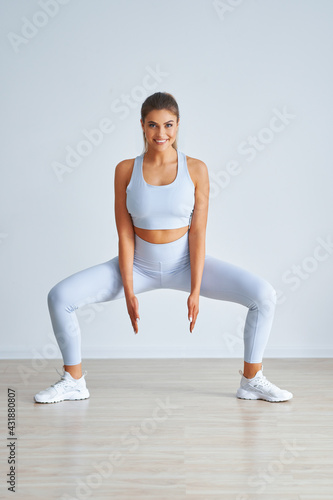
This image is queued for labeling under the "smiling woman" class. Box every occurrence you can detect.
[34,91,293,405]
[140,92,180,154]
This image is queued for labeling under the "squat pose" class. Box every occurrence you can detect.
[34,92,293,404]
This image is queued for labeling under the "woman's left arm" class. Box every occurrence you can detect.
[187,159,210,333]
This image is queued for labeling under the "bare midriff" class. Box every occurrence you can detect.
[134,225,189,244]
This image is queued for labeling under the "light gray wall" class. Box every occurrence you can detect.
[1,0,332,365]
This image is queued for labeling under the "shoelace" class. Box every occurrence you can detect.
[52,368,81,389]
[254,374,275,389]
[51,371,75,390]
[51,368,87,390]
[239,367,278,390]
[252,373,282,393]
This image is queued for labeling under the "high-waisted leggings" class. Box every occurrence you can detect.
[47,231,277,365]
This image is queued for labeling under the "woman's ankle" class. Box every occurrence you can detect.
[63,363,82,379]
[243,361,262,379]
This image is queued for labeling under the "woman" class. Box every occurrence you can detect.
[34,92,293,404]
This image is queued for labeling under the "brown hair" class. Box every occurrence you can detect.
[140,92,180,154]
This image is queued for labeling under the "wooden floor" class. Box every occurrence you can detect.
[0,358,332,499]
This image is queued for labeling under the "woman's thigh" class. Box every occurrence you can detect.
[48,256,158,309]
[163,254,276,309]
[200,255,276,309]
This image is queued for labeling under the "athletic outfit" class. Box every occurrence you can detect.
[34,149,293,403]
[126,148,195,229]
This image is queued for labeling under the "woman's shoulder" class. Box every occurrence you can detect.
[115,156,137,176]
[185,154,207,169]
[184,154,208,185]
[115,157,136,170]
[114,157,137,189]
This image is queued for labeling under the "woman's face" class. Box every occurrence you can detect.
[141,109,179,150]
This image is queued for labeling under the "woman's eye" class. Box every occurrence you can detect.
[148,123,173,128]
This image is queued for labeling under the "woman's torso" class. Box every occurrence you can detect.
[125,150,197,244]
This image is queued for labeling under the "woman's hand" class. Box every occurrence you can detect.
[187,292,199,333]
[125,293,140,334]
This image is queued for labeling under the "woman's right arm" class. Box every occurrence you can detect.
[114,160,140,333]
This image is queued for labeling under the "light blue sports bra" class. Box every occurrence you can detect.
[126,149,195,230]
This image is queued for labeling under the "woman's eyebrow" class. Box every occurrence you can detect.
[147,120,174,124]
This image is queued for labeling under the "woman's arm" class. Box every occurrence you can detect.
[187,159,210,332]
[114,160,140,333]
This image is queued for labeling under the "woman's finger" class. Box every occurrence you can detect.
[188,305,199,333]
[132,307,139,333]
[188,298,193,332]
[128,296,140,334]
[131,314,138,334]
[190,313,197,333]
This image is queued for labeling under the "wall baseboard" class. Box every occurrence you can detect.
[1,347,332,359]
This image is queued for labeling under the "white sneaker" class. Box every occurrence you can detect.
[236,365,293,402]
[34,368,90,404]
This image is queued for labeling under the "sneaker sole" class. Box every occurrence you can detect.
[236,388,293,402]
[34,389,90,404]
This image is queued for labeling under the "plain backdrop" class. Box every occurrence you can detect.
[1,0,333,363]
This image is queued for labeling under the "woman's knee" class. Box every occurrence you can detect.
[254,279,277,313]
[47,281,67,309]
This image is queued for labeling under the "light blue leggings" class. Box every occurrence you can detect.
[47,231,277,365]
